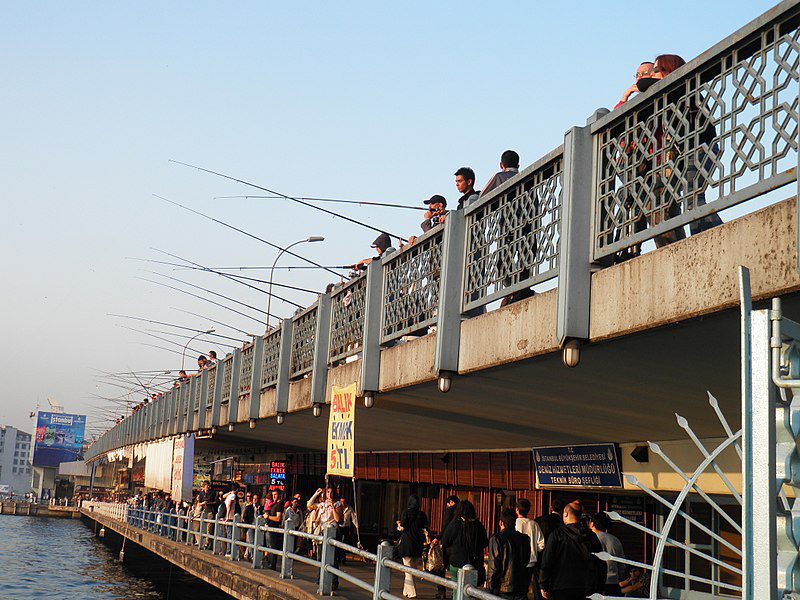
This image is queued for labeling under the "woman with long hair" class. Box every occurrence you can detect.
[396,494,428,598]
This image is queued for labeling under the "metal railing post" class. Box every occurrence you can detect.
[318,524,337,595]
[253,515,266,569]
[230,514,240,560]
[280,520,294,579]
[373,540,393,600]
[213,517,221,555]
[556,113,602,349]
[456,565,478,600]
[434,210,466,377]
[310,294,332,408]
[275,318,294,418]
[359,260,384,397]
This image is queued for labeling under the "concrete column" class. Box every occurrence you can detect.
[248,335,265,422]
[310,294,332,408]
[434,210,467,377]
[226,349,243,427]
[275,319,294,419]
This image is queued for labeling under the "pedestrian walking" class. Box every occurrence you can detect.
[487,508,531,600]
[396,494,428,598]
[441,500,489,598]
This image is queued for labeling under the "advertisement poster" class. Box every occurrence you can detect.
[533,443,623,488]
[33,412,86,468]
[326,383,356,477]
[171,435,194,502]
[269,460,286,491]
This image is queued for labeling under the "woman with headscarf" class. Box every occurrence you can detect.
[441,500,489,598]
[396,494,428,598]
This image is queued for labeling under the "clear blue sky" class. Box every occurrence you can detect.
[0,1,777,435]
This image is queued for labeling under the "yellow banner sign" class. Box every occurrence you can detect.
[327,383,357,477]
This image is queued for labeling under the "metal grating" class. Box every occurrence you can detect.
[381,229,443,343]
[260,329,281,389]
[220,356,233,403]
[290,306,318,379]
[206,365,216,408]
[238,343,254,397]
[463,154,562,311]
[192,375,201,412]
[594,13,800,259]
[329,275,367,363]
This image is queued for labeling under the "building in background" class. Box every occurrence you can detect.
[31,411,86,500]
[0,426,33,497]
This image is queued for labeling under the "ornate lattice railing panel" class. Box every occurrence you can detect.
[463,152,563,311]
[205,365,216,408]
[381,228,443,343]
[260,329,281,389]
[238,343,254,397]
[192,375,202,412]
[220,356,233,404]
[593,11,800,259]
[329,275,367,364]
[290,305,318,379]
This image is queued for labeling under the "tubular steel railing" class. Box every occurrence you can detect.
[83,501,499,600]
[381,227,444,344]
[591,2,800,260]
[290,304,318,379]
[260,328,282,389]
[328,274,367,365]
[463,147,563,311]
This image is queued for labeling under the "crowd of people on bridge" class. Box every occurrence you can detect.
[127,483,651,599]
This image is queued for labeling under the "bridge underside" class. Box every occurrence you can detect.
[197,293,800,455]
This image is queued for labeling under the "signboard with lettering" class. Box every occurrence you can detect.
[171,435,194,502]
[608,495,646,524]
[533,443,623,488]
[327,383,357,477]
[33,412,86,468]
[269,460,286,491]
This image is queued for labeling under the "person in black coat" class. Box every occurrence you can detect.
[397,494,428,598]
[535,497,565,544]
[441,500,489,594]
[487,508,531,599]
[539,504,606,600]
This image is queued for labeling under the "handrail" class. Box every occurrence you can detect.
[84,501,506,600]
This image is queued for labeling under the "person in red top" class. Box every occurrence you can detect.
[614,61,656,110]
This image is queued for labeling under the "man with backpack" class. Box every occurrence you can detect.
[538,504,606,600]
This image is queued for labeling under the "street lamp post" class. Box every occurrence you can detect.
[266,236,324,330]
[182,329,215,370]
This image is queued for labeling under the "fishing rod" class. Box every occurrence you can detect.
[137,276,266,326]
[131,341,201,359]
[152,194,346,277]
[167,161,409,242]
[141,327,238,349]
[117,324,208,356]
[141,269,281,317]
[126,257,319,294]
[181,265,356,271]
[107,313,245,343]
[216,194,426,212]
[149,248,307,307]
[168,265,326,290]
[170,307,253,337]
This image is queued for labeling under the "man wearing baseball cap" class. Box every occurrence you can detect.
[421,194,448,232]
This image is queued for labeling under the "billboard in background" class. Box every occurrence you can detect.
[326,383,356,477]
[33,412,86,468]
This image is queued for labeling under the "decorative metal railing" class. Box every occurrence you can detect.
[290,304,318,379]
[381,227,444,343]
[328,274,366,364]
[192,375,202,413]
[83,501,500,600]
[220,356,233,404]
[205,365,216,408]
[260,328,282,389]
[238,343,255,397]
[592,4,800,259]
[463,148,563,311]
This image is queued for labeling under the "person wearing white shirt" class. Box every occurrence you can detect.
[515,498,545,600]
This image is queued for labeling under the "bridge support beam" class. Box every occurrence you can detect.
[360,261,383,402]
[311,293,332,409]
[435,209,467,383]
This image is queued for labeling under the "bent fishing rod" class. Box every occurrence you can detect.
[167,160,409,243]
[107,313,245,343]
[152,194,346,277]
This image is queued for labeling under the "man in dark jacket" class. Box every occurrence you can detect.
[539,504,605,600]
[535,497,565,544]
[487,508,531,599]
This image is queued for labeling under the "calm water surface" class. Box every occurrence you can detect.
[0,516,232,599]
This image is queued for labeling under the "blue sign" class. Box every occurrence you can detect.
[33,412,86,468]
[533,443,622,488]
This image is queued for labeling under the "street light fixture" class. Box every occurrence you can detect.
[182,329,215,370]
[266,236,325,329]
